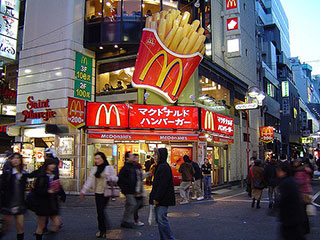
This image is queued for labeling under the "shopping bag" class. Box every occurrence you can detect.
[104,186,120,198]
[148,205,157,226]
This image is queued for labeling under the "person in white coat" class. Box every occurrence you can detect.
[80,152,118,238]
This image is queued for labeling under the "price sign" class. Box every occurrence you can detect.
[74,52,92,100]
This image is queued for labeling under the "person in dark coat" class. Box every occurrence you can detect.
[191,160,204,200]
[264,157,279,209]
[277,162,306,240]
[149,148,175,240]
[118,152,138,229]
[0,153,28,240]
[34,158,65,240]
[178,155,195,204]
[248,159,266,209]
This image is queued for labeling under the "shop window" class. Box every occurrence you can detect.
[86,0,103,22]
[103,0,121,21]
[143,0,161,17]
[123,0,141,21]
[200,76,230,106]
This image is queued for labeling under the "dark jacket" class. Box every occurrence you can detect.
[192,161,203,180]
[201,163,212,175]
[264,161,279,187]
[149,148,175,206]
[118,162,137,195]
[250,165,266,190]
[34,173,65,216]
[179,162,195,181]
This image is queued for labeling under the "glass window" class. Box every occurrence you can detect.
[86,0,103,22]
[203,0,211,57]
[200,76,230,106]
[103,0,121,21]
[123,0,141,21]
[143,0,161,17]
[162,0,178,11]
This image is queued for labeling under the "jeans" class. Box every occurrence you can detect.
[203,176,212,198]
[155,206,175,240]
[192,179,202,198]
[122,194,137,223]
[95,193,110,233]
[134,196,143,222]
[179,181,191,201]
[268,186,276,204]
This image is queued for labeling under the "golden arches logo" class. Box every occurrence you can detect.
[69,100,83,116]
[261,127,273,135]
[81,56,88,65]
[227,0,237,8]
[139,50,183,97]
[204,111,214,131]
[95,104,121,126]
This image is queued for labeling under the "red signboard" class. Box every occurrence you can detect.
[67,97,85,129]
[226,0,238,10]
[227,17,239,31]
[132,29,202,103]
[87,103,128,128]
[171,147,193,186]
[201,109,234,136]
[260,126,274,143]
[129,104,199,130]
[0,125,7,133]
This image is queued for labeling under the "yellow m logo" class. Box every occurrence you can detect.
[139,50,183,97]
[81,56,88,65]
[227,0,237,8]
[204,111,214,131]
[95,104,121,126]
[69,100,82,116]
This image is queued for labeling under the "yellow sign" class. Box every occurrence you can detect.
[204,110,214,131]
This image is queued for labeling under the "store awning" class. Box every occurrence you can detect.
[88,129,199,141]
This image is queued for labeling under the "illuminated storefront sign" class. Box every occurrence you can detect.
[0,125,7,133]
[67,97,85,129]
[259,126,274,143]
[201,109,234,136]
[226,0,238,10]
[20,96,56,122]
[301,137,313,144]
[235,103,258,110]
[129,104,199,130]
[74,52,92,101]
[282,81,289,97]
[226,17,239,31]
[87,102,128,128]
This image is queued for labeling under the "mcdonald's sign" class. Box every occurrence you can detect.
[201,109,234,136]
[259,126,274,143]
[226,0,238,10]
[74,52,92,100]
[87,103,128,128]
[67,97,85,129]
[132,29,203,103]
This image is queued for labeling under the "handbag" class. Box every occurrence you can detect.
[253,178,266,189]
[104,185,120,198]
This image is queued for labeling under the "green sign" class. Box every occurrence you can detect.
[74,52,92,100]
[282,81,289,97]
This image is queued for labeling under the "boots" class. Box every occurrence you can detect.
[17,233,24,240]
[251,198,255,208]
[256,200,261,209]
[35,234,42,240]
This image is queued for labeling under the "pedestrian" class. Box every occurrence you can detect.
[178,155,195,204]
[201,158,212,200]
[264,157,279,209]
[80,152,118,238]
[293,158,312,235]
[249,159,266,209]
[246,157,255,197]
[145,156,154,186]
[0,153,28,240]
[44,148,60,177]
[191,160,204,201]
[33,158,65,240]
[149,148,175,240]
[132,153,146,227]
[118,152,138,228]
[276,162,306,240]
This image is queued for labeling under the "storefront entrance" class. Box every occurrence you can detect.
[207,145,229,185]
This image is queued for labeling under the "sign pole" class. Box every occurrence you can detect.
[239,111,244,188]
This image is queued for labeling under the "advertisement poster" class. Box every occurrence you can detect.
[67,97,86,128]
[59,158,74,178]
[74,52,92,101]
[58,136,74,155]
[170,147,193,186]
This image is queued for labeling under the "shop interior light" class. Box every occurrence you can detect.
[24,69,32,74]
[114,44,119,48]
[106,2,111,7]
[24,128,55,138]
[99,46,103,50]
[142,4,145,8]
[199,95,209,100]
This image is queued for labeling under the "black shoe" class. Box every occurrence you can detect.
[256,200,261,209]
[251,199,255,208]
[121,222,134,229]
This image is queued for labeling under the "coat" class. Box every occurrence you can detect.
[264,162,279,187]
[118,162,137,195]
[192,162,203,180]
[179,162,195,182]
[250,165,266,190]
[294,166,312,195]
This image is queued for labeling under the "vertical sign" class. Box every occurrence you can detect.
[226,0,238,10]
[67,97,86,128]
[74,52,92,101]
[282,81,289,97]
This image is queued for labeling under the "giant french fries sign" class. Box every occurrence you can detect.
[132,11,205,103]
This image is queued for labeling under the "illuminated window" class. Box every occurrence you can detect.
[200,76,230,106]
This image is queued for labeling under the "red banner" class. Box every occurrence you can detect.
[201,109,234,136]
[129,104,198,130]
[132,29,202,103]
[87,103,128,128]
[67,97,85,128]
[260,126,274,143]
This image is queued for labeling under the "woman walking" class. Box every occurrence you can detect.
[249,159,266,209]
[80,152,118,238]
[0,153,28,240]
[34,158,65,240]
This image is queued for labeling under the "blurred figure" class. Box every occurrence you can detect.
[102,83,111,92]
[293,158,312,235]
[112,81,124,90]
[118,152,137,229]
[34,158,65,240]
[80,152,118,238]
[277,162,306,240]
[201,158,212,200]
[246,157,256,197]
[149,148,175,240]
[191,160,204,201]
[144,156,154,186]
[249,159,266,209]
[0,153,28,240]
[178,155,195,204]
[44,148,59,178]
[264,157,279,209]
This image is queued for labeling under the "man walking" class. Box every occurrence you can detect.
[150,148,176,240]
[118,152,137,228]
[201,158,212,199]
[178,155,195,204]
[264,157,279,209]
[191,160,204,201]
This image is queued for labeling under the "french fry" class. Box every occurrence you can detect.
[153,12,160,24]
[150,21,157,30]
[181,24,191,38]
[165,13,174,36]
[176,37,188,54]
[146,16,152,28]
[168,27,183,52]
[187,20,200,38]
[164,25,178,47]
[190,35,206,54]
[160,11,167,19]
[183,32,199,54]
[180,11,190,27]
[200,45,206,55]
[197,27,204,35]
[158,18,167,42]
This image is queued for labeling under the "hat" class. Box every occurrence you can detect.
[44,148,57,158]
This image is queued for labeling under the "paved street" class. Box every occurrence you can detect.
[3,182,320,240]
